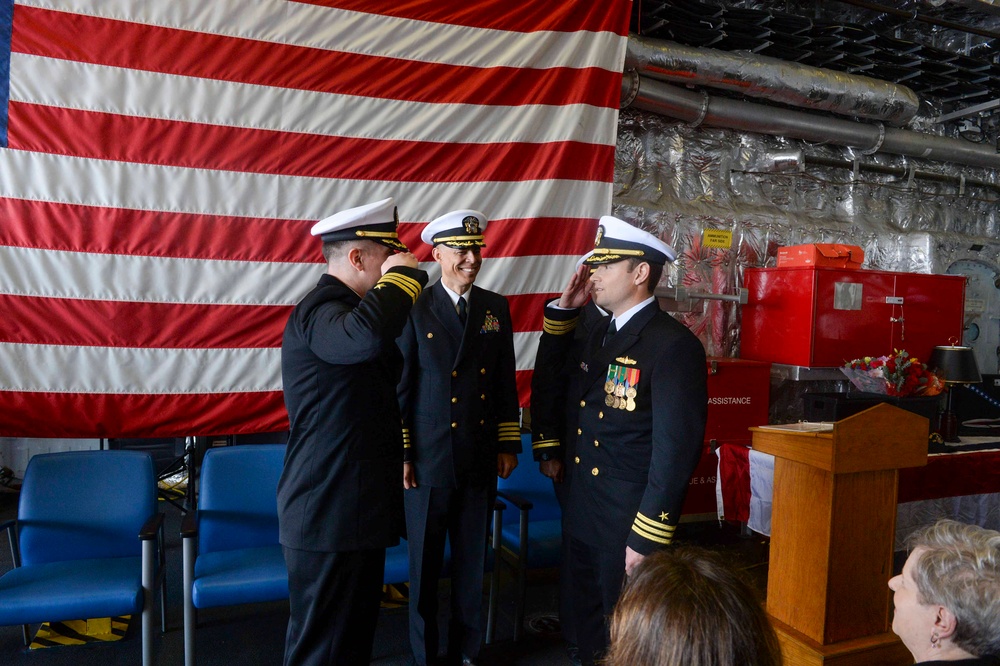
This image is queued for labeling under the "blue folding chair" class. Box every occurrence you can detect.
[0,450,165,666]
[181,444,287,666]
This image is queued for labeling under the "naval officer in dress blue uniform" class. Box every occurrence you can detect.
[397,210,521,666]
[531,216,708,666]
[278,198,428,666]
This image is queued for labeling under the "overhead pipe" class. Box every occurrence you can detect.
[621,71,1000,171]
[626,35,921,125]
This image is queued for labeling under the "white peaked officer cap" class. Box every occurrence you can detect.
[420,209,488,249]
[582,215,676,266]
[310,197,408,252]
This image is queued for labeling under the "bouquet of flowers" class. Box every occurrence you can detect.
[842,350,945,397]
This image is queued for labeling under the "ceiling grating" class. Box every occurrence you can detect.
[631,0,1000,109]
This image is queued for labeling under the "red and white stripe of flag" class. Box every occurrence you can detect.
[0,0,630,437]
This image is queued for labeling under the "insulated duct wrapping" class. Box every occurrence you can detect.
[612,108,1000,374]
[625,36,921,124]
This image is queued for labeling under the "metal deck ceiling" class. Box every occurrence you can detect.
[631,1,1000,109]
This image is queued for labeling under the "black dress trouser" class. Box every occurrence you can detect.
[282,545,387,666]
[405,484,490,666]
[567,535,627,666]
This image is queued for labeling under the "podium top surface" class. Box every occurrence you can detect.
[750,403,928,474]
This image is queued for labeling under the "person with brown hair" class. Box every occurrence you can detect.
[606,546,783,666]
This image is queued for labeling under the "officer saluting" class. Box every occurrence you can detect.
[531,215,708,666]
[278,198,427,666]
[397,209,521,666]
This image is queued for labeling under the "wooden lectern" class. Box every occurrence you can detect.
[751,403,928,666]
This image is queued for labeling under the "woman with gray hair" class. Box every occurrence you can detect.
[889,519,1000,665]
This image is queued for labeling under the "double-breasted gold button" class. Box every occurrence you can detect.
[598,411,604,419]
[451,422,458,429]
[451,397,458,403]
[591,467,599,476]
[427,333,433,339]
[452,371,458,377]
[577,428,582,435]
[580,400,586,407]
[594,440,599,447]
[480,394,486,400]
[574,456,580,464]
[480,368,486,375]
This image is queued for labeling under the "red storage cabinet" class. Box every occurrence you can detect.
[682,358,771,517]
[740,266,965,367]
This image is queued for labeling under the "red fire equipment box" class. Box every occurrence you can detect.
[682,358,771,517]
[777,243,864,269]
[740,267,965,368]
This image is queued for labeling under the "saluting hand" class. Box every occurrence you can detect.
[557,264,592,309]
[382,251,419,274]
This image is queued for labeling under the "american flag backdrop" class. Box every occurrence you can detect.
[0,0,631,438]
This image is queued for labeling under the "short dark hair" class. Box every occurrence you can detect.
[624,257,664,294]
[607,547,783,666]
[321,238,384,264]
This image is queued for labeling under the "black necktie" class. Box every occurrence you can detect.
[457,296,467,325]
[604,319,617,345]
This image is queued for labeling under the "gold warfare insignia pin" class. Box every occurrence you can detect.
[462,215,481,235]
[615,356,637,365]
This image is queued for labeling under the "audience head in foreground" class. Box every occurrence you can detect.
[606,546,782,666]
[889,519,1000,664]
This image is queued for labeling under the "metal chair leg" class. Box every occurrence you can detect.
[513,512,529,641]
[486,503,503,644]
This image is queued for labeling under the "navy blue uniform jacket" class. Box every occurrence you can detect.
[278,267,427,552]
[397,282,521,488]
[531,299,707,555]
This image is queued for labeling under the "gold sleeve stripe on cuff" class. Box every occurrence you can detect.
[631,522,675,545]
[382,272,423,294]
[377,273,421,302]
[542,317,578,335]
[532,440,560,449]
[376,276,418,303]
[635,512,678,535]
[377,273,419,294]
[403,442,412,449]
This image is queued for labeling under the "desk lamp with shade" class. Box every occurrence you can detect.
[928,345,983,442]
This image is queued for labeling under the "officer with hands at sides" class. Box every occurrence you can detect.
[397,209,521,666]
